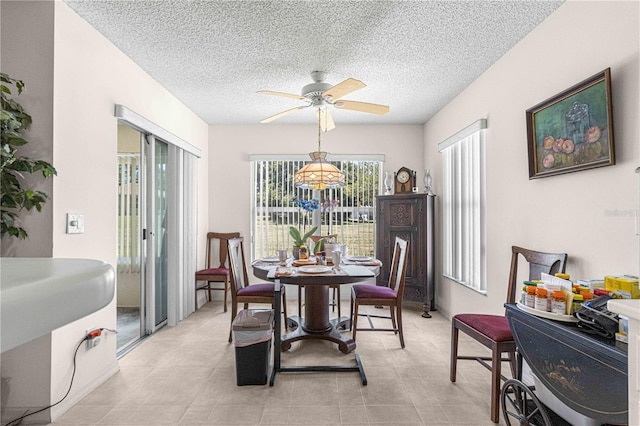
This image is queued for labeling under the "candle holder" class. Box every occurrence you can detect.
[424,169,433,194]
[384,171,393,195]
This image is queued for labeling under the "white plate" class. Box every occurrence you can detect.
[516,302,578,323]
[260,256,280,263]
[298,266,332,274]
[346,255,372,261]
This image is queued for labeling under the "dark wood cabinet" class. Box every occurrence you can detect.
[375,193,435,316]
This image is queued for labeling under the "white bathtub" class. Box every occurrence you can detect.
[1,258,115,352]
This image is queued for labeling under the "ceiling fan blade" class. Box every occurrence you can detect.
[257,90,310,102]
[334,100,390,115]
[319,108,336,132]
[260,105,309,123]
[322,78,366,101]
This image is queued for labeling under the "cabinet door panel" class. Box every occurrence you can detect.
[376,194,435,313]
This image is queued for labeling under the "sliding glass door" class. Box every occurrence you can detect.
[146,135,169,332]
[115,104,201,354]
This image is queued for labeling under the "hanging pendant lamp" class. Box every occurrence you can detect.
[294,109,345,190]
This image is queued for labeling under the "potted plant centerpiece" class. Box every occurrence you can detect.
[289,225,317,260]
[290,196,320,259]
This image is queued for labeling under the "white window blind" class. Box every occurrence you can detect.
[250,157,383,260]
[117,153,141,273]
[439,119,487,292]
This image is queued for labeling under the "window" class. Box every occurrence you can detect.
[117,153,141,273]
[439,119,487,292]
[249,155,383,260]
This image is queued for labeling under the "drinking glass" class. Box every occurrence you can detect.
[277,249,288,266]
[332,250,341,267]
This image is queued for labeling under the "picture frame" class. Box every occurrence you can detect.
[526,68,615,179]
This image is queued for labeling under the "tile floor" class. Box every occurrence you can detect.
[51,297,508,425]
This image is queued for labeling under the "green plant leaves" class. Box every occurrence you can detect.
[289,225,318,246]
[0,72,56,239]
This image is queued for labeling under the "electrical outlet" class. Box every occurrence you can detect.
[86,328,101,350]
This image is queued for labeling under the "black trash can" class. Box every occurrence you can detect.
[232,309,274,385]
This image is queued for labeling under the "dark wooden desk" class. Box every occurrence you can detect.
[252,264,376,354]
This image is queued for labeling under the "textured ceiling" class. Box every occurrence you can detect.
[62,0,563,126]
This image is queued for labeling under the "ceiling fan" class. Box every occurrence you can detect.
[257,71,390,131]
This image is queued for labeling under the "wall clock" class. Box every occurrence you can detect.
[394,167,415,194]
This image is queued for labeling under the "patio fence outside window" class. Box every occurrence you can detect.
[250,155,384,260]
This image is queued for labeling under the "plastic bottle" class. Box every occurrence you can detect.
[521,281,535,304]
[551,291,566,315]
[581,291,594,303]
[535,287,549,311]
[571,294,584,314]
[525,285,537,308]
[299,244,308,261]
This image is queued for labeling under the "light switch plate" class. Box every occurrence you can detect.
[66,213,85,234]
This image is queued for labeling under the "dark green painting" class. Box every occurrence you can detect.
[526,69,615,179]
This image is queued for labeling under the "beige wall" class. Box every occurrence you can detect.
[208,123,425,250]
[424,0,640,319]
[0,0,55,257]
[1,1,210,420]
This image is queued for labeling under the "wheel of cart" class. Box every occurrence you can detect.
[501,378,550,426]
[501,378,573,426]
[503,303,628,426]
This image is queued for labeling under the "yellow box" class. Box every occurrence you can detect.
[605,275,640,299]
[615,332,628,344]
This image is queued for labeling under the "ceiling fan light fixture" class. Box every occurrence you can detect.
[294,152,345,190]
[294,110,345,190]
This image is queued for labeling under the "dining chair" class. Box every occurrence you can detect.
[450,245,567,423]
[227,237,287,343]
[195,232,240,311]
[350,237,409,348]
[299,234,341,317]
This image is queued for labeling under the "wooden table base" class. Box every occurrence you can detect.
[271,282,367,386]
[280,284,355,354]
[282,315,355,354]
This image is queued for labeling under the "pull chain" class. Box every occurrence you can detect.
[317,109,322,152]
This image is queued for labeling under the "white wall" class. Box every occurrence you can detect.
[208,123,425,252]
[424,0,640,319]
[1,1,210,421]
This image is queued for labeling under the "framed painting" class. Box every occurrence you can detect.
[526,68,615,179]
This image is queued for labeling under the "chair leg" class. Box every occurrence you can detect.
[222,278,228,313]
[509,350,517,379]
[349,293,354,331]
[282,291,288,327]
[336,286,341,318]
[298,286,303,317]
[490,347,501,423]
[450,323,459,382]
[331,287,336,313]
[396,305,405,349]
[228,301,237,343]
[352,301,359,342]
[390,306,398,334]
[206,282,212,302]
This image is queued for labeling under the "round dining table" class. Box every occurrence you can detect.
[252,262,379,354]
